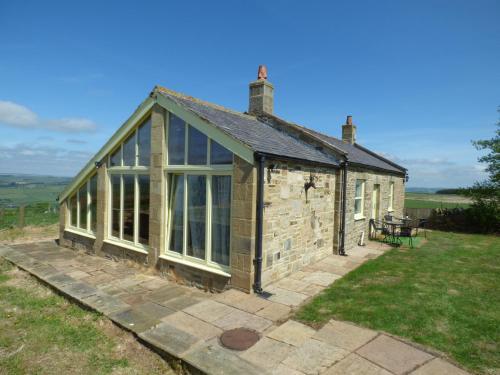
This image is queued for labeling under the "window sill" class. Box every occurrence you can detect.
[354,215,366,221]
[65,227,96,239]
[103,238,149,255]
[159,254,231,278]
[388,209,394,213]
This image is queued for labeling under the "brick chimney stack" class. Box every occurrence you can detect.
[249,65,274,115]
[342,115,356,144]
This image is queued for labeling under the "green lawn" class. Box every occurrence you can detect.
[0,259,175,375]
[405,192,471,209]
[0,202,59,230]
[296,231,500,374]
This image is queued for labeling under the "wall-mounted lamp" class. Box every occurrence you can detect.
[95,160,104,169]
[304,174,317,202]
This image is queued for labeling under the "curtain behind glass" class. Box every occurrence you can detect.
[187,175,206,259]
[138,175,149,245]
[168,175,184,253]
[211,176,231,266]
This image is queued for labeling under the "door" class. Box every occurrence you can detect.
[372,184,380,220]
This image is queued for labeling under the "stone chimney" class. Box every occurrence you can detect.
[342,115,356,144]
[249,65,274,115]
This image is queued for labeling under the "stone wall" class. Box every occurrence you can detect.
[261,160,336,286]
[343,167,405,251]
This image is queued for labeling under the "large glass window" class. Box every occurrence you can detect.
[354,179,365,219]
[122,175,135,241]
[388,182,395,212]
[188,126,207,165]
[187,175,206,259]
[211,140,233,165]
[168,175,184,254]
[89,175,98,232]
[168,114,185,165]
[138,118,151,166]
[110,147,121,167]
[111,175,121,238]
[70,194,77,227]
[67,175,98,234]
[138,175,150,245]
[211,176,231,266]
[167,173,231,269]
[122,133,136,166]
[109,173,149,247]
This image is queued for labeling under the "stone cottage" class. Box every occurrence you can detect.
[58,66,407,293]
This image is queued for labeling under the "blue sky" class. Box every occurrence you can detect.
[0,0,498,188]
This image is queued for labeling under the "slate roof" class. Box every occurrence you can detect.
[157,87,406,174]
[300,127,406,174]
[157,88,340,166]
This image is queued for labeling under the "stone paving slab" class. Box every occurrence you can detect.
[314,320,378,351]
[267,320,316,347]
[409,358,470,375]
[323,353,392,375]
[183,339,266,375]
[1,240,470,375]
[282,338,349,374]
[139,321,202,358]
[240,337,294,371]
[357,334,434,375]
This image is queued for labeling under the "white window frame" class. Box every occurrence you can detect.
[106,117,151,253]
[354,179,365,220]
[67,174,97,238]
[162,111,233,275]
[106,171,149,253]
[388,182,395,212]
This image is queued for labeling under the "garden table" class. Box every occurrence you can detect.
[383,219,405,245]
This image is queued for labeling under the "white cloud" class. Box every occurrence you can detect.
[0,100,97,133]
[0,101,38,127]
[0,143,94,176]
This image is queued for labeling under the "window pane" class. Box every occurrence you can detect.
[70,194,77,227]
[168,114,185,164]
[123,132,136,166]
[78,184,87,229]
[90,175,98,232]
[211,176,231,266]
[355,180,363,198]
[187,175,206,259]
[110,147,121,167]
[168,175,184,253]
[355,198,362,214]
[211,140,233,165]
[111,175,121,237]
[188,126,207,165]
[123,175,135,242]
[138,118,151,166]
[138,175,149,245]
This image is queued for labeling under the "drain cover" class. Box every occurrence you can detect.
[220,328,260,351]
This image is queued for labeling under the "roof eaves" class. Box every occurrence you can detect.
[353,143,407,173]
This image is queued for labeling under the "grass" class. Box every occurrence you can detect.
[0,258,175,375]
[0,202,59,230]
[405,192,471,209]
[295,231,500,374]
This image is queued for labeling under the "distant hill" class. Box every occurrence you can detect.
[405,187,444,194]
[0,174,71,207]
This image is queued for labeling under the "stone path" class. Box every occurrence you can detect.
[0,241,469,375]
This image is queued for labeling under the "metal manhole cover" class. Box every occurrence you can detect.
[220,328,260,351]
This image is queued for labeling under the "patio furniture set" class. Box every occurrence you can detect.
[369,215,427,248]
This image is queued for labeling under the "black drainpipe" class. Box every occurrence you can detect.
[339,157,348,256]
[253,153,265,294]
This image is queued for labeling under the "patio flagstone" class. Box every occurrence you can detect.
[313,320,378,351]
[323,353,392,375]
[356,334,434,375]
[0,240,470,375]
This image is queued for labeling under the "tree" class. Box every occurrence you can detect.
[460,108,499,233]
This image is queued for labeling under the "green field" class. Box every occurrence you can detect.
[296,231,500,374]
[405,192,471,209]
[0,203,59,230]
